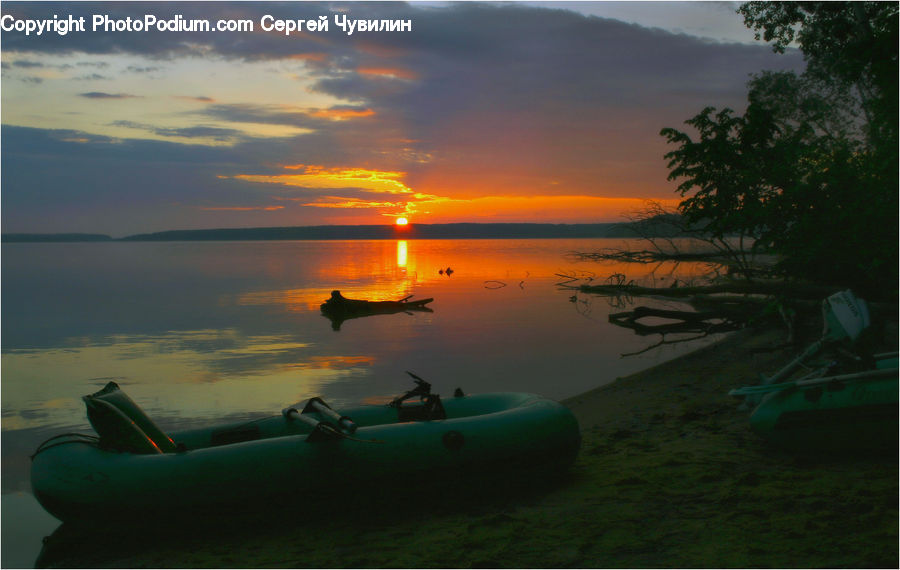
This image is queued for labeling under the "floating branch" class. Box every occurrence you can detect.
[569,248,725,264]
[555,273,582,286]
[484,280,507,289]
[620,332,715,357]
[608,305,748,337]
[579,280,838,300]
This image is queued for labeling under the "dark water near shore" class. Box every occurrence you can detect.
[1,238,723,567]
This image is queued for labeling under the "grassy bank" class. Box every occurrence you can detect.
[38,327,897,568]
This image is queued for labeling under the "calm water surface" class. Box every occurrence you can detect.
[1,238,722,567]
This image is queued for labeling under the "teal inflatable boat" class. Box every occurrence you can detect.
[31,377,580,522]
[730,290,898,452]
[740,364,898,451]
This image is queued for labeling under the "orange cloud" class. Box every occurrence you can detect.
[286,53,328,62]
[294,191,680,224]
[232,165,413,194]
[301,355,375,369]
[310,108,376,120]
[403,195,682,223]
[357,66,417,80]
[225,164,676,223]
[355,39,409,58]
[301,197,404,209]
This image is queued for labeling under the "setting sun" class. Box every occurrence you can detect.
[395,217,409,226]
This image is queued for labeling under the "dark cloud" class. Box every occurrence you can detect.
[200,103,317,127]
[12,60,45,68]
[79,91,141,99]
[195,103,376,133]
[110,120,246,142]
[74,73,111,81]
[175,95,215,103]
[0,125,275,234]
[126,65,163,73]
[2,125,249,166]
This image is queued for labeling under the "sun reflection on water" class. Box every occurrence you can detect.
[397,240,408,268]
[232,238,720,315]
[235,240,426,310]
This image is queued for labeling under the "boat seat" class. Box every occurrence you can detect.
[83,382,177,454]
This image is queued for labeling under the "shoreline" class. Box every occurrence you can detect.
[36,326,898,568]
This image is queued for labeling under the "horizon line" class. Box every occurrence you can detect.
[3,221,635,243]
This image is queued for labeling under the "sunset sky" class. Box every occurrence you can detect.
[1,1,804,236]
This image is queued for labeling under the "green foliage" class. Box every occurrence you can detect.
[660,2,898,299]
[740,1,898,169]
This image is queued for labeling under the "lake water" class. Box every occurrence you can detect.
[1,238,723,567]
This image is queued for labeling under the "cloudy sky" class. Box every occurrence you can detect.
[1,1,804,236]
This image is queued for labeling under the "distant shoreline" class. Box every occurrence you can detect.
[2,222,639,243]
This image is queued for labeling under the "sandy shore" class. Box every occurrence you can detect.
[38,326,898,568]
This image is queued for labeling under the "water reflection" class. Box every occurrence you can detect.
[397,239,408,267]
[3,239,723,433]
[1,330,372,432]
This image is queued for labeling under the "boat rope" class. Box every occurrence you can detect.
[31,433,100,459]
